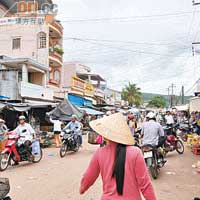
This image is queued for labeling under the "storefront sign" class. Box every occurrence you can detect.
[72,77,85,94]
[84,82,94,96]
[0,17,45,26]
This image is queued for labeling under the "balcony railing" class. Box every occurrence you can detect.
[94,88,104,98]
[20,81,54,100]
[49,20,63,38]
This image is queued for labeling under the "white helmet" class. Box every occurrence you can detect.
[19,115,26,120]
[146,112,156,119]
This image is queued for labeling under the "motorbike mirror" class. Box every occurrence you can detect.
[22,129,27,133]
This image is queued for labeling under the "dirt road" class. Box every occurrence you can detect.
[1,136,200,200]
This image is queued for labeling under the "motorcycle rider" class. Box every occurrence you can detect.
[14,116,35,161]
[142,112,165,147]
[64,115,83,147]
[141,112,166,165]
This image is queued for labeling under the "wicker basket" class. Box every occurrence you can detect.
[88,131,99,145]
[0,178,10,199]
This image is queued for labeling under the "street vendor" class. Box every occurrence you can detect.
[0,119,8,153]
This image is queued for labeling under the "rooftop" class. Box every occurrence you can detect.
[77,72,105,82]
[0,56,50,71]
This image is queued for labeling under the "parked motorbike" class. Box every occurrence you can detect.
[0,131,43,171]
[134,128,141,148]
[0,178,11,200]
[60,129,80,158]
[178,122,197,142]
[163,125,184,155]
[142,145,165,179]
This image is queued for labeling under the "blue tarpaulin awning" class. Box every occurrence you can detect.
[79,107,104,115]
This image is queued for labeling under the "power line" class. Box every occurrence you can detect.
[66,38,188,57]
[60,11,199,23]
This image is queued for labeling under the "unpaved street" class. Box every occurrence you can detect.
[1,136,200,200]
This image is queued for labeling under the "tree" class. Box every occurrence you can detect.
[148,96,166,108]
[121,82,142,107]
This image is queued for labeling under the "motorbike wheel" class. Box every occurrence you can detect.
[0,153,10,171]
[32,148,43,163]
[149,161,159,179]
[60,143,67,158]
[180,132,187,142]
[146,157,158,179]
[73,143,80,152]
[175,140,184,154]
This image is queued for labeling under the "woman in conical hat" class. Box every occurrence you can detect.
[80,113,156,200]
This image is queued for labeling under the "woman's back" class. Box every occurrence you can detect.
[81,142,156,200]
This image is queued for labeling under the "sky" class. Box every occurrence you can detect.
[54,0,200,95]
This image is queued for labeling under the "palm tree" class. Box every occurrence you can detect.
[122,82,142,107]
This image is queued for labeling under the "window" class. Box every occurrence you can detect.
[38,32,46,49]
[54,70,60,82]
[12,38,21,50]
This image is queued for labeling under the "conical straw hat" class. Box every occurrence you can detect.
[90,113,135,145]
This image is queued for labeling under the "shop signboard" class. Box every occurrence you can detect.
[84,82,94,96]
[71,77,84,95]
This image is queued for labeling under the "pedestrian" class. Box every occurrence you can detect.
[80,113,157,200]
[127,114,136,135]
[0,119,8,153]
[165,111,174,126]
[50,117,62,148]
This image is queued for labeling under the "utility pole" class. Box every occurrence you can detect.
[181,86,185,105]
[166,87,170,108]
[169,83,176,107]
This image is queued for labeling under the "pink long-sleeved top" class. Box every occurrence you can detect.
[80,142,157,200]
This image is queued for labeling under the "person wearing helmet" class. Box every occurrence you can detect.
[0,119,8,153]
[64,115,83,146]
[14,116,35,160]
[141,112,165,147]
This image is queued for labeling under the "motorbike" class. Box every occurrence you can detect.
[163,125,184,155]
[134,128,141,148]
[60,129,80,158]
[0,131,43,171]
[0,178,11,200]
[142,144,165,179]
[178,122,197,142]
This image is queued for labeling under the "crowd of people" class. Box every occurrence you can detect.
[0,109,200,200]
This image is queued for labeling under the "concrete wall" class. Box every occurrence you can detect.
[62,63,77,88]
[0,24,49,66]
[0,70,19,99]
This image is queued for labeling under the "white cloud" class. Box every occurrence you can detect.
[54,0,200,94]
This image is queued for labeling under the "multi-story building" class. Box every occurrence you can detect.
[0,0,64,102]
[63,62,106,106]
[105,88,122,106]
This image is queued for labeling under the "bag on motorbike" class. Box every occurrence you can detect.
[88,131,98,145]
[0,178,10,199]
[95,135,103,144]
[31,141,40,155]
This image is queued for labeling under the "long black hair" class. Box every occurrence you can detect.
[112,144,127,195]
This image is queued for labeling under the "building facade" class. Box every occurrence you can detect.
[63,63,106,105]
[105,88,122,106]
[0,0,64,101]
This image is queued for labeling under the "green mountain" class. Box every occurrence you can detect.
[142,92,192,106]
